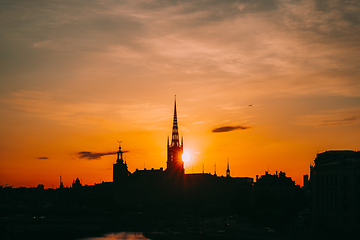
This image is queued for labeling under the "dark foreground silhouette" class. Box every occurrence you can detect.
[1,170,306,240]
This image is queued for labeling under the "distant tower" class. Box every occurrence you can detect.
[113,141,130,184]
[166,96,184,176]
[226,159,230,177]
[214,163,217,176]
[59,175,64,189]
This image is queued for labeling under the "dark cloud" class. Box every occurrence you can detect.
[160,0,280,22]
[38,157,48,159]
[77,150,129,160]
[138,0,279,13]
[77,151,116,160]
[212,125,251,133]
[319,116,357,126]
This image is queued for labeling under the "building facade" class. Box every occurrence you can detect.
[310,150,360,237]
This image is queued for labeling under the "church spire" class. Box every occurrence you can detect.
[226,158,230,177]
[113,141,130,184]
[166,96,184,176]
[171,95,180,147]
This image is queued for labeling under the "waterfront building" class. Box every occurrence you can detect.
[310,150,360,237]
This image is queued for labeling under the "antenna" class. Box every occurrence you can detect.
[118,141,122,147]
[202,163,204,174]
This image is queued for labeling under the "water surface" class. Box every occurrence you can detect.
[79,232,150,240]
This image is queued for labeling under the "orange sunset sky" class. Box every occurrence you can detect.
[1,0,360,188]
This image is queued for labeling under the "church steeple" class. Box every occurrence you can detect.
[226,158,230,177]
[113,141,130,184]
[166,96,184,176]
[171,96,180,147]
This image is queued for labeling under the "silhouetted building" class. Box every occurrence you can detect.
[113,143,130,184]
[254,171,298,198]
[112,98,254,210]
[72,177,82,189]
[303,174,309,190]
[253,171,303,227]
[310,150,360,237]
[166,97,184,177]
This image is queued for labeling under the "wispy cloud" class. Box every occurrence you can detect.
[319,117,357,126]
[193,121,206,125]
[0,90,172,130]
[33,40,53,48]
[1,0,359,98]
[212,125,251,133]
[297,107,360,127]
[0,90,113,128]
[38,157,48,160]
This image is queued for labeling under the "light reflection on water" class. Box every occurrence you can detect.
[79,232,150,240]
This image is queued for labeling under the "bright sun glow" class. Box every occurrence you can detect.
[182,150,191,164]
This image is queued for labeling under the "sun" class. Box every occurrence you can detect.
[182,150,191,164]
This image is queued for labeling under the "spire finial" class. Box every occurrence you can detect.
[171,96,179,147]
[117,141,124,164]
[174,95,176,114]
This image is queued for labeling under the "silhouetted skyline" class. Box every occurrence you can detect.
[1,101,359,238]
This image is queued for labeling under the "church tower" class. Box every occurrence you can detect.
[113,142,130,184]
[166,97,184,176]
[226,159,230,177]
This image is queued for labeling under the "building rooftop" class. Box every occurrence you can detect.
[315,150,360,165]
